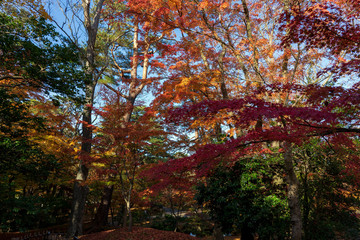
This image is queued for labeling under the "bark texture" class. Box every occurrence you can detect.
[68,182,89,237]
[92,185,114,228]
[67,0,105,237]
[283,142,303,240]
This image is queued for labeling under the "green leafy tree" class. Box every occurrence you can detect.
[196,157,290,240]
[0,89,73,232]
[0,10,84,232]
[0,12,84,100]
[295,140,360,240]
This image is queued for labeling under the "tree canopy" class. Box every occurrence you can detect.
[0,0,359,239]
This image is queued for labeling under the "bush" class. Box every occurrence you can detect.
[196,159,290,239]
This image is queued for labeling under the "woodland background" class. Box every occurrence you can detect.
[0,0,359,239]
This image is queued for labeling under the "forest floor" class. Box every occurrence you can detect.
[79,227,241,240]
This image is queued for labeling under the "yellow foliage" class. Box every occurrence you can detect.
[92,162,106,168]
[2,0,51,19]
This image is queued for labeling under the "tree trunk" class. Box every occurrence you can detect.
[283,142,303,240]
[67,0,105,236]
[68,181,89,237]
[122,205,128,228]
[92,185,114,228]
[68,83,94,237]
[213,223,224,240]
[124,199,133,231]
[121,199,133,231]
[128,207,133,232]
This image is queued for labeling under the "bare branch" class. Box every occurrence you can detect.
[0,75,24,81]
[103,83,129,100]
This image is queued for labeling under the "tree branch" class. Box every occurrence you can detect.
[103,83,129,100]
[0,75,24,81]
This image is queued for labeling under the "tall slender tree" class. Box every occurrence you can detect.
[66,0,106,237]
[48,0,108,236]
[89,0,175,229]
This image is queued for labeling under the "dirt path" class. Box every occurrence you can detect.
[79,227,242,240]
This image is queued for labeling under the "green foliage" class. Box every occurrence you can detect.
[150,214,212,237]
[0,12,85,101]
[196,158,290,239]
[0,8,84,232]
[177,214,213,237]
[0,79,73,233]
[0,193,71,232]
[0,129,71,231]
[0,143,72,232]
[295,141,360,240]
[151,215,178,232]
[0,88,46,172]
[304,210,359,240]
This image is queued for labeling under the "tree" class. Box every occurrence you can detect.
[281,0,360,82]
[47,0,109,236]
[0,93,78,232]
[2,0,105,235]
[294,139,360,239]
[278,2,360,237]
[2,0,358,238]
[138,0,360,239]
[142,80,356,239]
[0,9,84,232]
[0,11,84,99]
[86,0,175,230]
[138,1,324,238]
[196,159,289,239]
[93,97,165,231]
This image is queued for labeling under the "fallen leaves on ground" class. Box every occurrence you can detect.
[79,227,199,240]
